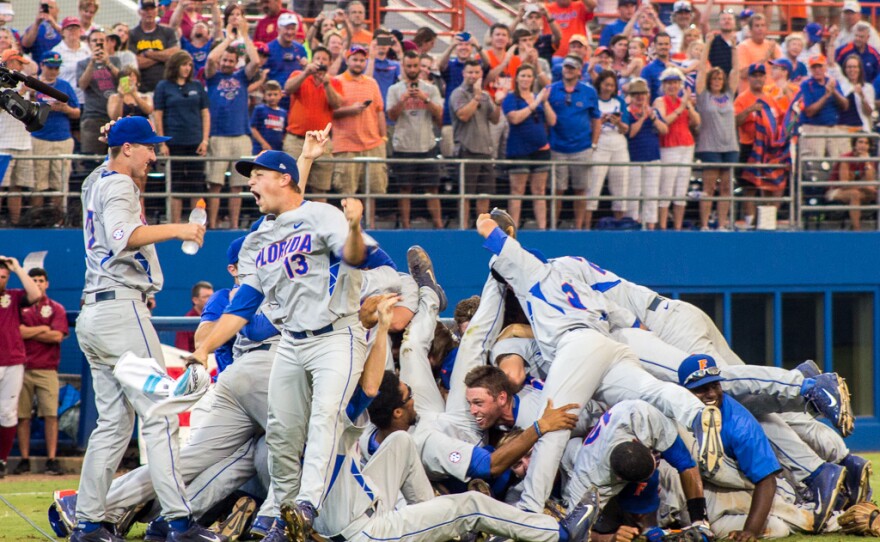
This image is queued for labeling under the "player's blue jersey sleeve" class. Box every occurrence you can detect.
[240,313,280,342]
[439,347,458,390]
[660,435,697,472]
[223,284,264,320]
[467,445,493,480]
[346,385,374,421]
[483,227,508,256]
[723,396,782,483]
[201,288,232,323]
[360,246,397,271]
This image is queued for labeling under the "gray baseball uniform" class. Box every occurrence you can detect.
[235,202,373,510]
[76,163,191,523]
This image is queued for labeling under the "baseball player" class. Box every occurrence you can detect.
[72,116,216,542]
[188,129,374,542]
[475,213,724,514]
[564,400,714,542]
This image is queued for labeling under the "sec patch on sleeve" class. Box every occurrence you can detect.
[448,451,462,463]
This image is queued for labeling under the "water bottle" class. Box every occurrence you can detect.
[181,199,207,255]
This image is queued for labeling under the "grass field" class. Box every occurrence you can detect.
[2,456,880,541]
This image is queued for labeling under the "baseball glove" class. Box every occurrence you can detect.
[839,501,880,536]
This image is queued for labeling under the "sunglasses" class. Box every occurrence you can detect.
[683,366,722,386]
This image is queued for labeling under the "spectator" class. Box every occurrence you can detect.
[165,0,215,41]
[307,10,350,53]
[588,70,631,228]
[323,30,349,75]
[833,1,880,52]
[511,28,552,87]
[0,50,35,227]
[781,33,808,81]
[547,55,599,230]
[410,27,437,56]
[106,32,136,71]
[624,3,663,44]
[450,59,501,222]
[735,9,753,43]
[254,0,302,45]
[0,3,19,46]
[736,14,782,93]
[51,17,90,105]
[284,46,343,200]
[438,34,488,158]
[107,66,153,120]
[625,77,667,230]
[250,80,287,154]
[766,58,800,111]
[174,281,213,353]
[129,0,181,93]
[486,23,518,95]
[0,28,19,58]
[511,3,560,62]
[734,63,782,228]
[501,63,556,230]
[544,0,595,59]
[21,0,61,66]
[110,23,137,70]
[331,45,388,227]
[654,67,699,230]
[827,135,877,230]
[695,36,738,231]
[831,54,875,150]
[264,13,308,110]
[366,30,402,109]
[835,22,880,83]
[642,32,673,99]
[13,267,68,476]
[154,50,210,223]
[77,29,121,157]
[600,0,637,47]
[204,25,260,230]
[77,0,100,37]
[0,256,41,478]
[556,33,592,83]
[800,54,849,160]
[30,52,79,216]
[705,8,738,76]
[387,51,444,228]
[665,0,694,53]
[178,18,221,77]
[346,1,373,47]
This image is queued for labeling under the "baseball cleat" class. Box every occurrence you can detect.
[281,501,317,542]
[489,208,517,238]
[805,462,846,532]
[52,490,78,534]
[116,502,147,538]
[692,406,724,476]
[249,515,276,539]
[795,359,821,379]
[144,517,169,542]
[214,496,257,542]
[407,245,448,312]
[841,454,873,507]
[260,521,287,542]
[48,503,70,537]
[168,523,229,542]
[803,373,854,436]
[69,526,124,542]
[559,487,599,542]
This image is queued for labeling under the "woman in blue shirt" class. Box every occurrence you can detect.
[154,51,210,224]
[501,64,556,230]
[588,70,631,228]
[625,78,667,230]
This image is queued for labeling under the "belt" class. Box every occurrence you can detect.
[647,295,666,312]
[84,289,148,305]
[329,507,374,542]
[250,343,272,352]
[286,314,360,340]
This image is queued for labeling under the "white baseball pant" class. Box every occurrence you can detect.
[0,364,24,426]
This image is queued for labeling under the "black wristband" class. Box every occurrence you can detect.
[687,497,708,522]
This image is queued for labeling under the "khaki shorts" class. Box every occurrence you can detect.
[18,369,59,419]
[0,148,35,189]
[332,145,389,195]
[283,133,334,192]
[32,138,74,191]
[208,135,253,187]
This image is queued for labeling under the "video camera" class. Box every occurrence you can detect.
[0,63,71,132]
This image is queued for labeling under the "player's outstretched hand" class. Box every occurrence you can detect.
[538,399,579,434]
[612,526,639,542]
[728,530,757,542]
[177,223,206,246]
[184,348,209,369]
[476,213,499,238]
[376,293,399,330]
[341,198,364,228]
[301,123,332,160]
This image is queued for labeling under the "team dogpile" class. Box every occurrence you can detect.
[48,118,876,542]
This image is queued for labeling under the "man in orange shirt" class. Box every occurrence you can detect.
[544,0,596,58]
[736,14,782,93]
[332,45,387,227]
[347,1,373,47]
[284,46,344,200]
[734,63,782,227]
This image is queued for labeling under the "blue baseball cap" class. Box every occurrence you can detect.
[106,116,171,147]
[772,58,793,72]
[678,354,724,389]
[227,236,246,266]
[748,63,766,75]
[805,22,824,43]
[739,8,754,19]
[234,150,299,181]
[41,51,63,66]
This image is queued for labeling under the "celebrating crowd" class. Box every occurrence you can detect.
[1,0,880,229]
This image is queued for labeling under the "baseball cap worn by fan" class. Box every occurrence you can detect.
[1,49,30,65]
[41,51,63,66]
[805,22,824,43]
[843,1,861,12]
[278,12,298,27]
[524,3,542,15]
[107,116,172,147]
[61,16,81,29]
[139,0,158,9]
[748,63,766,75]
[772,58,793,72]
[673,1,693,13]
[234,150,300,181]
[678,354,724,390]
[562,55,583,68]
[809,54,827,67]
[569,34,589,47]
[0,3,13,17]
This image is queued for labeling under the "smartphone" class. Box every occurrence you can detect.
[119,76,132,94]
[458,32,471,42]
[316,64,328,72]
[363,99,373,106]
[41,3,50,13]
[409,81,418,89]
[377,36,394,47]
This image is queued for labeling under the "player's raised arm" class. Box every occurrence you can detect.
[341,198,367,265]
[475,213,549,294]
[296,123,332,194]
